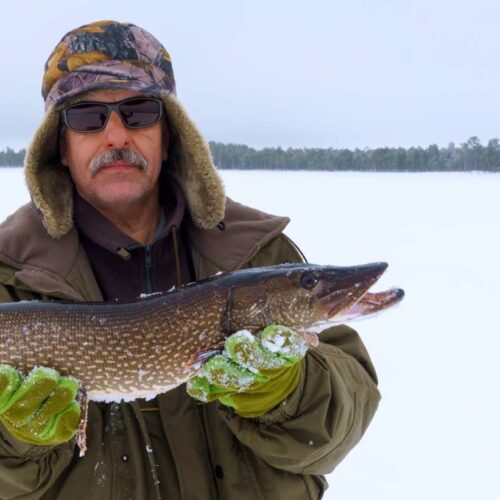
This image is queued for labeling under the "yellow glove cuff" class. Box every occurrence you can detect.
[220,361,302,418]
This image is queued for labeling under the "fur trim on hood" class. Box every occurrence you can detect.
[25,20,225,239]
[24,91,226,239]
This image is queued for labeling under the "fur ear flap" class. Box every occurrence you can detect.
[161,93,226,229]
[24,106,73,239]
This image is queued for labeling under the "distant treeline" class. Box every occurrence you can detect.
[209,137,500,171]
[0,147,25,166]
[2,137,500,171]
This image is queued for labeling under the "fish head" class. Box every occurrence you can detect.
[228,262,390,331]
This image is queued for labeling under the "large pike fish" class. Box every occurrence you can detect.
[0,262,403,455]
[0,262,403,403]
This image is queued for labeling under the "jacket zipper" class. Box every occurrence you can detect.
[145,245,153,293]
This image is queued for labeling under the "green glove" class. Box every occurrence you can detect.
[0,365,81,446]
[187,325,309,418]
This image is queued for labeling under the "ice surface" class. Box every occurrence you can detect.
[1,169,499,500]
[220,170,500,500]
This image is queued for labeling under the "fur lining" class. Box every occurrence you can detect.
[24,92,226,239]
[24,107,74,239]
[160,92,225,229]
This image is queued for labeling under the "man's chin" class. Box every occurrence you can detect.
[86,187,152,211]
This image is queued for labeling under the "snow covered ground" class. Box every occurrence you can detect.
[1,169,499,499]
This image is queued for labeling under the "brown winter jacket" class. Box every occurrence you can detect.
[0,200,381,500]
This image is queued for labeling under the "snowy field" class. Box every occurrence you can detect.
[0,168,499,499]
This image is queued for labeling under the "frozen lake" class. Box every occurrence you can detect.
[0,168,499,499]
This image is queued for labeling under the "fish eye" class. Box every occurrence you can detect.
[300,271,319,289]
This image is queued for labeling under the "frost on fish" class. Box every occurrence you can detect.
[138,291,164,299]
[89,385,178,403]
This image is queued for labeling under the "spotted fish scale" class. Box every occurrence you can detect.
[0,263,404,403]
[0,288,228,402]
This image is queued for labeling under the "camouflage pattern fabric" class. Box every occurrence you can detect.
[42,20,176,110]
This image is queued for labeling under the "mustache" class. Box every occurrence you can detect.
[89,149,148,175]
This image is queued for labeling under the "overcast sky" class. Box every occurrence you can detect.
[2,0,499,150]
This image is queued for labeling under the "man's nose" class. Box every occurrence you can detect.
[103,110,130,148]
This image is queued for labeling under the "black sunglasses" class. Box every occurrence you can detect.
[61,97,164,133]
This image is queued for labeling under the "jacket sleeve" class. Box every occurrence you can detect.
[0,422,75,499]
[0,282,76,499]
[219,234,381,474]
[220,324,381,475]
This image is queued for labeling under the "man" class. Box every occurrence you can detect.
[0,21,380,499]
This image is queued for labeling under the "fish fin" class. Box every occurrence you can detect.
[186,344,225,367]
[76,388,89,458]
[299,331,319,347]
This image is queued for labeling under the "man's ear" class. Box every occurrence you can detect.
[59,127,69,167]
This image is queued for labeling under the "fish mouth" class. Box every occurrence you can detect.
[317,262,390,318]
[338,287,405,321]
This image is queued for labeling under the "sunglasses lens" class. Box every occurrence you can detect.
[65,103,109,132]
[119,98,162,128]
[64,98,162,132]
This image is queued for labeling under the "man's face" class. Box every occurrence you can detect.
[60,89,168,212]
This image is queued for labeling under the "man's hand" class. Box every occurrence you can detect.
[187,325,309,418]
[0,365,81,446]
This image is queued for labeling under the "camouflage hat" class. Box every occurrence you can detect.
[25,20,225,239]
[42,20,176,110]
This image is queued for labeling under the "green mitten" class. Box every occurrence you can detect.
[0,365,81,446]
[187,325,309,418]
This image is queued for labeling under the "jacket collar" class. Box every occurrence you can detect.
[185,198,289,272]
[0,199,289,299]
